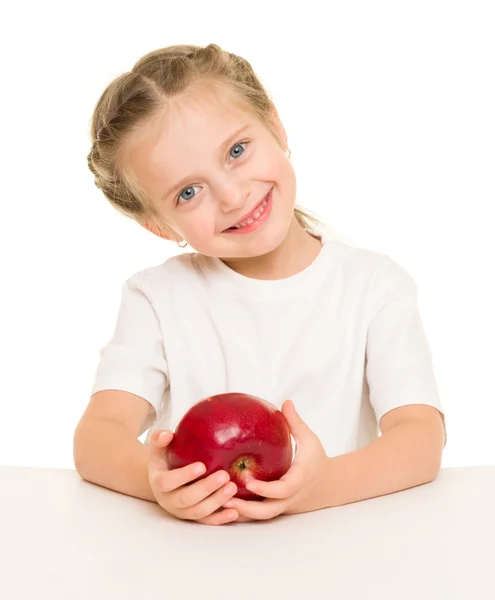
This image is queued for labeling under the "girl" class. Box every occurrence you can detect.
[74,43,447,526]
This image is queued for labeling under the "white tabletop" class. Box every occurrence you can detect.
[0,465,494,599]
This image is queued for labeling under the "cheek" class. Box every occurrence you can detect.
[270,158,296,198]
[281,160,295,185]
[262,152,294,187]
[180,209,216,241]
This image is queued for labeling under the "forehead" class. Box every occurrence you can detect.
[122,82,257,181]
[173,80,252,122]
[131,82,255,154]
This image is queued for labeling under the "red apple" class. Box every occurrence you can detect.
[165,392,293,500]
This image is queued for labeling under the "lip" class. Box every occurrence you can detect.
[223,189,273,235]
[223,189,273,232]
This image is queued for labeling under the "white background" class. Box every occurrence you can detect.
[1,1,493,470]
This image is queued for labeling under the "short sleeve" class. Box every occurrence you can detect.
[90,273,169,428]
[365,256,446,444]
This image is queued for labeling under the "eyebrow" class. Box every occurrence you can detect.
[160,124,252,202]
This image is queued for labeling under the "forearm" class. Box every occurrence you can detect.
[73,418,158,503]
[317,419,443,509]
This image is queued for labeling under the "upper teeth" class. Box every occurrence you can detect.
[232,197,268,228]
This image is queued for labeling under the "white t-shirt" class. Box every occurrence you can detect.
[91,227,446,455]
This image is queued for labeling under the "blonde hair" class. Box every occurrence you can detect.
[87,43,325,239]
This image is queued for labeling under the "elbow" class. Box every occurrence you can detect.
[423,452,443,484]
[415,416,446,483]
[429,459,442,482]
[72,424,88,478]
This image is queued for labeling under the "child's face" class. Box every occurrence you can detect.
[122,83,297,259]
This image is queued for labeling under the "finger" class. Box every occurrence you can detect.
[148,429,174,474]
[243,477,294,499]
[242,456,308,499]
[156,461,207,493]
[282,400,313,443]
[173,470,233,509]
[198,509,239,526]
[223,497,285,521]
[180,481,238,521]
[234,514,255,523]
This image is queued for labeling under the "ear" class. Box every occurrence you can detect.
[140,220,176,241]
[269,104,289,150]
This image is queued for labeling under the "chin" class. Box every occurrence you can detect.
[220,227,291,261]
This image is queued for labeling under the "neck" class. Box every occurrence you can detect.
[220,216,322,280]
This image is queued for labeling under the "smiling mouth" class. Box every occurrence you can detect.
[224,190,272,231]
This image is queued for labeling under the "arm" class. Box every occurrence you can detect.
[224,403,446,521]
[73,390,159,503]
[73,417,157,503]
[316,405,445,509]
[74,400,241,526]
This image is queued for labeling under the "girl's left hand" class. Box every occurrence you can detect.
[223,399,329,522]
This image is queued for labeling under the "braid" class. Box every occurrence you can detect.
[86,43,327,234]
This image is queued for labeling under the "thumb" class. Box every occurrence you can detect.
[281,400,311,442]
[149,429,174,472]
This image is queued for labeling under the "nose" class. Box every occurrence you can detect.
[215,179,250,214]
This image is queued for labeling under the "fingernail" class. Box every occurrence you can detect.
[246,482,257,492]
[223,501,234,508]
[216,472,229,484]
[193,464,205,475]
[157,431,169,443]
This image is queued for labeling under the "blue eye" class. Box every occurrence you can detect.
[177,186,201,204]
[176,141,248,205]
[229,142,246,160]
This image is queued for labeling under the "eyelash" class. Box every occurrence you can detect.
[175,141,249,205]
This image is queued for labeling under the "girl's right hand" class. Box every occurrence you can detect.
[148,429,239,525]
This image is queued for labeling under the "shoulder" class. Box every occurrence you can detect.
[121,252,210,296]
[328,239,419,329]
[343,242,413,289]
[319,229,401,280]
[315,226,416,299]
